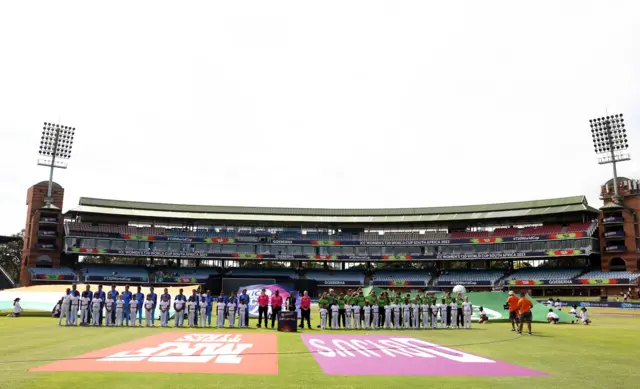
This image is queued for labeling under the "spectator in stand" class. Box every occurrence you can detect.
[299,290,312,329]
[270,290,283,328]
[547,309,559,324]
[257,289,269,328]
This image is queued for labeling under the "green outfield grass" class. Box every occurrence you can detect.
[1,310,638,389]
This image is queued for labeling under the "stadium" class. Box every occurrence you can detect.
[1,175,639,388]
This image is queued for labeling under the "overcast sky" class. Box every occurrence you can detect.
[0,1,638,235]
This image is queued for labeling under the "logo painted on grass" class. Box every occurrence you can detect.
[300,335,546,376]
[30,333,278,375]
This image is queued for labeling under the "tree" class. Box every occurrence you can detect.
[0,230,24,283]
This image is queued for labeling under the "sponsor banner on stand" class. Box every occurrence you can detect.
[32,274,76,281]
[321,280,363,286]
[85,275,147,283]
[70,248,589,261]
[371,280,427,287]
[435,280,492,286]
[300,335,547,376]
[572,278,630,285]
[30,333,278,375]
[507,279,573,286]
[67,231,587,245]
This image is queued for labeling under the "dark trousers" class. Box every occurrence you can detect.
[245,307,250,327]
[390,311,395,326]
[379,308,385,327]
[271,307,281,328]
[457,308,463,326]
[99,304,104,325]
[338,309,346,328]
[300,309,311,328]
[446,306,452,325]
[258,306,268,327]
[327,309,333,328]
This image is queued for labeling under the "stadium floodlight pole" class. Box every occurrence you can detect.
[590,113,630,201]
[37,121,75,208]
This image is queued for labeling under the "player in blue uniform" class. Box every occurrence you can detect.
[148,286,158,326]
[206,290,214,327]
[109,285,119,324]
[121,285,133,326]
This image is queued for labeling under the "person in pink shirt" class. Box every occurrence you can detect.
[299,290,312,329]
[270,290,283,328]
[257,288,269,328]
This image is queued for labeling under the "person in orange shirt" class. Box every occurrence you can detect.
[516,292,533,336]
[506,291,519,332]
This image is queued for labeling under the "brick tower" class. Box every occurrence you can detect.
[19,181,65,286]
[598,177,640,275]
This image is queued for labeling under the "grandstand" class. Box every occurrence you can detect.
[14,187,639,297]
[435,269,504,286]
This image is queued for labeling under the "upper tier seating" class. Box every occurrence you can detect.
[372,271,432,284]
[28,267,76,280]
[79,265,150,281]
[505,268,583,281]
[305,270,365,284]
[577,271,640,281]
[227,267,299,279]
[436,269,503,284]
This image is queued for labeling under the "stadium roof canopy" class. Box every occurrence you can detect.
[66,196,599,225]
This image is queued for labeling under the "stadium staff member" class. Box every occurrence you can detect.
[240,289,250,327]
[299,290,311,329]
[270,290,283,328]
[257,289,269,328]
[506,291,519,332]
[94,285,106,325]
[517,291,533,336]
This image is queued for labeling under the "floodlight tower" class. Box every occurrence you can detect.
[37,122,75,208]
[590,114,630,202]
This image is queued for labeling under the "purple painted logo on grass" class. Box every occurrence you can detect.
[300,335,547,376]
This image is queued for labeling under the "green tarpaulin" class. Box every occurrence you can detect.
[363,289,575,323]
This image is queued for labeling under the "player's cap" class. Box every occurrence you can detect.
[508,291,515,295]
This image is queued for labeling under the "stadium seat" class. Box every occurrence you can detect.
[372,271,432,285]
[577,270,640,281]
[505,268,582,281]
[435,269,503,284]
[27,267,76,280]
[227,267,299,279]
[304,269,364,285]
[79,265,150,282]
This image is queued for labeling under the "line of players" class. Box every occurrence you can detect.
[319,295,473,330]
[56,284,258,328]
